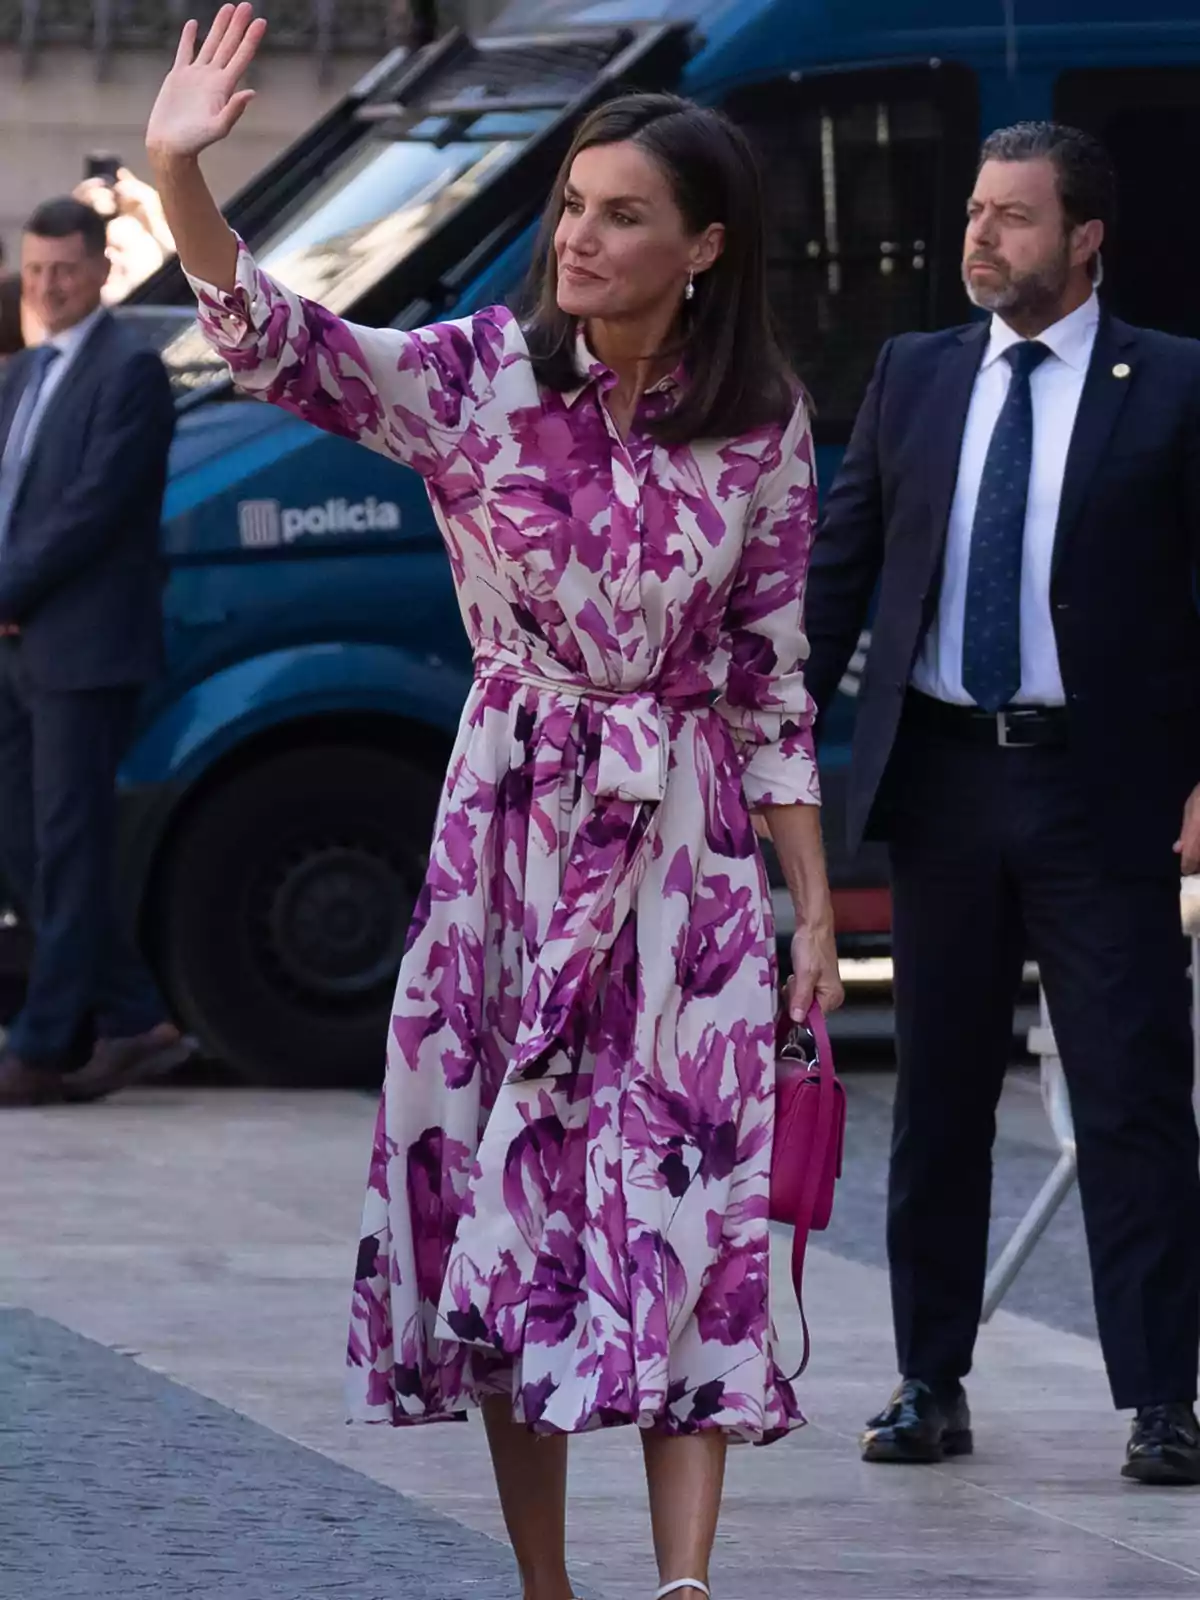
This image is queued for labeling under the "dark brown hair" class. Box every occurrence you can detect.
[522,92,797,444]
[25,197,109,258]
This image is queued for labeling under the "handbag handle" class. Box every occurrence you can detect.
[779,1000,833,1071]
[780,998,837,1380]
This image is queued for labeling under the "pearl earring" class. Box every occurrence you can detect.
[684,270,695,302]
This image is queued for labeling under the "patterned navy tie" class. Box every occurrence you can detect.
[961,339,1051,713]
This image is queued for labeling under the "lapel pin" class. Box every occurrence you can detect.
[1112,362,1131,379]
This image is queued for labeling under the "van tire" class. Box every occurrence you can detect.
[158,745,441,1088]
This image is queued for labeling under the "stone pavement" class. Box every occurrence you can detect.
[0,1072,1198,1599]
[0,1309,514,1600]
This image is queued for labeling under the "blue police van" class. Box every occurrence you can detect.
[112,0,1200,1082]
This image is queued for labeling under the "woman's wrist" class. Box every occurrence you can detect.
[792,896,835,936]
[785,867,834,930]
[145,147,200,181]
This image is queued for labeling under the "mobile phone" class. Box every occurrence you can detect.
[84,152,121,186]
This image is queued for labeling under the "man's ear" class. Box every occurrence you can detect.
[1073,218,1104,274]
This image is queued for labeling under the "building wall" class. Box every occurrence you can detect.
[0,0,506,260]
[0,46,377,260]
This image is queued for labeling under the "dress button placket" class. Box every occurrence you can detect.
[605,417,647,668]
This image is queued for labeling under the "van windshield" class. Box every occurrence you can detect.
[253,111,550,309]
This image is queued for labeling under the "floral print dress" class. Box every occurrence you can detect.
[191,245,821,1445]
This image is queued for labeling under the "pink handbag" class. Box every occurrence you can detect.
[769,1001,846,1376]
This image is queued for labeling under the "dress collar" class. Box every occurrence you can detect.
[560,321,684,411]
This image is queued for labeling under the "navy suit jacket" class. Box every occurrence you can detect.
[0,311,174,691]
[804,314,1200,878]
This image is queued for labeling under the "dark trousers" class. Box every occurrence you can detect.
[0,643,166,1066]
[886,718,1200,1410]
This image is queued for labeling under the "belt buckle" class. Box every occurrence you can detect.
[996,709,1034,748]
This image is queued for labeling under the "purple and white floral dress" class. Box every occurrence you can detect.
[191,245,821,1445]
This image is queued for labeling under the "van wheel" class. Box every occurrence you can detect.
[158,746,441,1087]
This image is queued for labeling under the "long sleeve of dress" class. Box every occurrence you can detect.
[715,397,821,809]
[186,238,508,478]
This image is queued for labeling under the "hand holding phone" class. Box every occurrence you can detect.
[84,152,122,185]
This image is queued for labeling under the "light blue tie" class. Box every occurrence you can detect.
[0,345,61,553]
[961,340,1051,713]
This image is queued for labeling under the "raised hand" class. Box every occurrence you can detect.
[146,3,268,162]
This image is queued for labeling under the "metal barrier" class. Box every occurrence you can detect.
[980,989,1076,1321]
[982,885,1200,1322]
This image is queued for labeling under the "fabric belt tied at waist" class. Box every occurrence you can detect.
[474,653,709,804]
[471,651,709,1082]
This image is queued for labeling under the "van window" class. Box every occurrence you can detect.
[254,116,553,310]
[724,65,978,441]
[1055,69,1200,340]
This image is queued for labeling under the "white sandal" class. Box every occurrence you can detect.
[656,1584,711,1599]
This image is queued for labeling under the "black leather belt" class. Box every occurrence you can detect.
[904,690,1068,748]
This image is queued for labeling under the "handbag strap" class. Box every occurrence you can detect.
[781,999,837,1381]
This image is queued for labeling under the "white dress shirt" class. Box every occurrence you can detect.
[911,293,1101,707]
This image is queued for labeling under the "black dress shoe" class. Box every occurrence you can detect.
[861,1379,973,1464]
[1121,1403,1200,1486]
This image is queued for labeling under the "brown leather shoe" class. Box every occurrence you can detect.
[0,1052,65,1107]
[62,1023,196,1104]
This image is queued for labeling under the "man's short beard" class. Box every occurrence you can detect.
[964,250,1071,319]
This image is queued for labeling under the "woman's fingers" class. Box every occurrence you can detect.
[217,88,257,137]
[195,3,236,67]
[213,2,259,69]
[224,14,269,82]
[173,17,198,69]
[788,970,814,1022]
[817,970,845,1014]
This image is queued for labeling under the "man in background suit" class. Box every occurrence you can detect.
[804,123,1200,1483]
[0,197,190,1107]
